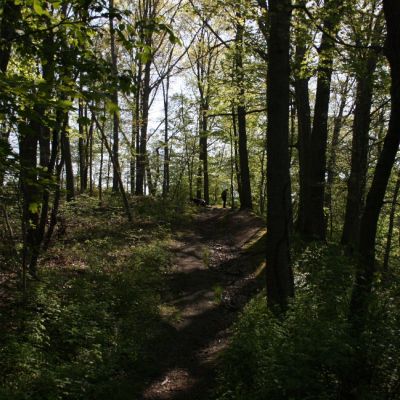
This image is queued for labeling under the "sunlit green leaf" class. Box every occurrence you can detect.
[106,102,120,115]
[29,203,39,213]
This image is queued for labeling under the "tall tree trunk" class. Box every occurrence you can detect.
[341,30,381,247]
[325,78,349,239]
[260,148,267,215]
[232,106,242,198]
[383,169,400,271]
[109,0,120,192]
[130,107,136,194]
[61,115,75,202]
[131,61,141,194]
[235,15,252,210]
[301,0,343,241]
[0,0,21,73]
[89,112,94,196]
[229,128,235,209]
[99,115,104,203]
[199,102,209,204]
[294,44,312,232]
[43,155,64,252]
[136,59,151,195]
[146,154,155,195]
[162,74,170,198]
[265,0,294,312]
[0,119,13,187]
[19,121,39,275]
[196,139,203,200]
[78,99,87,193]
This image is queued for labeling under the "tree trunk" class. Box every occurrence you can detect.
[383,169,400,271]
[136,59,151,195]
[78,99,88,193]
[131,60,141,194]
[200,102,209,204]
[304,35,334,239]
[294,44,312,232]
[235,16,252,210]
[265,0,294,312]
[162,74,170,198]
[341,46,380,248]
[325,78,349,239]
[109,0,120,192]
[19,121,39,275]
[301,0,343,241]
[61,115,75,202]
[130,108,136,194]
[0,0,21,73]
[89,112,94,196]
[98,112,104,203]
[232,106,242,198]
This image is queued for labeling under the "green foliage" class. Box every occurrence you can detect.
[0,195,188,399]
[202,245,211,268]
[216,243,400,399]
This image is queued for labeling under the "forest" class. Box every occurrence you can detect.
[1,0,400,398]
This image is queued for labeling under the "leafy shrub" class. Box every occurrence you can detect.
[0,195,181,399]
[216,243,400,400]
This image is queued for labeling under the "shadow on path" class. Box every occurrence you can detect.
[140,208,265,400]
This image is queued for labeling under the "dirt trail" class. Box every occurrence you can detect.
[141,207,265,400]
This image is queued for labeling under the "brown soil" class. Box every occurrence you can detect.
[141,207,266,400]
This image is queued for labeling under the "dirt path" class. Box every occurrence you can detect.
[141,207,265,400]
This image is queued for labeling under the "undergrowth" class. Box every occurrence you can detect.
[0,194,195,399]
[216,242,400,400]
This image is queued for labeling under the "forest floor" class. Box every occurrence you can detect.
[141,206,266,400]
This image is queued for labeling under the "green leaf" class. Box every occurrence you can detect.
[77,116,92,126]
[29,203,39,213]
[57,99,74,109]
[106,102,120,115]
[33,0,44,15]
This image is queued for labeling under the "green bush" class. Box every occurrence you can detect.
[0,240,171,399]
[216,243,400,400]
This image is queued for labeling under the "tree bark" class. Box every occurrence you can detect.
[265,0,294,312]
[0,0,21,73]
[136,59,151,195]
[232,106,242,198]
[109,0,120,192]
[19,121,39,275]
[341,29,381,248]
[383,169,400,271]
[199,101,209,203]
[61,115,75,202]
[235,15,252,210]
[293,44,312,233]
[325,78,349,239]
[162,75,170,198]
[300,0,343,241]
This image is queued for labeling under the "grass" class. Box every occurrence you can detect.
[213,285,225,305]
[202,245,211,268]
